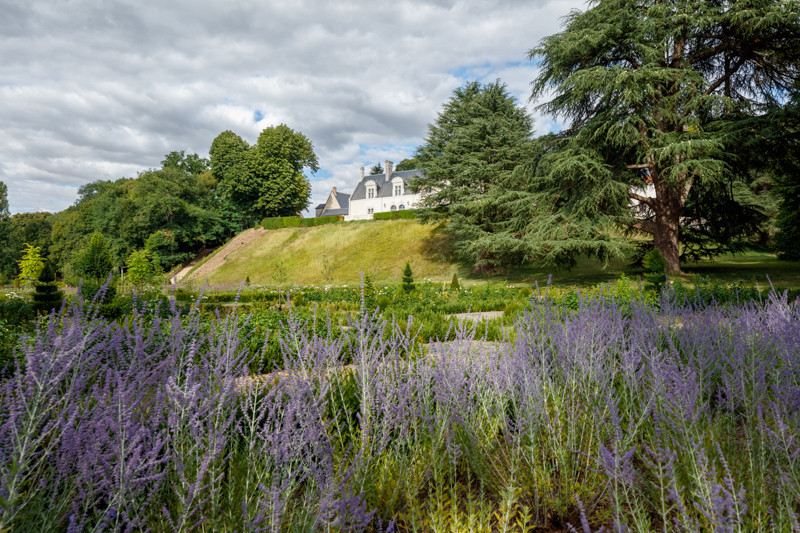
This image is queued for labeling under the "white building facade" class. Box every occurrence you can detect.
[344,160,423,221]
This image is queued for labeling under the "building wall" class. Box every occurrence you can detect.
[346,191,421,220]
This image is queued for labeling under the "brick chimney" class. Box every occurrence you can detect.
[385,160,393,180]
[332,187,337,194]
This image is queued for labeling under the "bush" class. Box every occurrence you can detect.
[373,210,416,220]
[261,215,343,230]
[642,248,667,273]
[450,273,460,290]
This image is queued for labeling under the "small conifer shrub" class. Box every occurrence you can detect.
[402,262,415,292]
[32,262,62,315]
[450,273,460,290]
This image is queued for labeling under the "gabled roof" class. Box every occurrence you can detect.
[334,191,349,210]
[350,169,422,201]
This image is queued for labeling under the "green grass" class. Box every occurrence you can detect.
[192,219,465,286]
[185,219,800,291]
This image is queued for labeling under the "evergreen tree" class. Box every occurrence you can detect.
[526,0,800,273]
[450,273,460,290]
[402,262,415,292]
[32,262,62,315]
[411,80,538,271]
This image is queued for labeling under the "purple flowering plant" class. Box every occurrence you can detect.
[0,277,798,531]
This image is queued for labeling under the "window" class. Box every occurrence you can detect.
[367,208,374,214]
[394,184,402,196]
[367,188,375,199]
[399,205,405,210]
[391,205,397,211]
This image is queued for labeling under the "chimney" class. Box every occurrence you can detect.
[332,186,337,194]
[385,160,393,180]
[359,166,364,180]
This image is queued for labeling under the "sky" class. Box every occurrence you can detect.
[0,0,582,216]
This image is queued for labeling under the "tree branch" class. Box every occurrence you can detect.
[629,219,657,235]
[626,164,650,169]
[629,191,655,208]
[705,56,747,95]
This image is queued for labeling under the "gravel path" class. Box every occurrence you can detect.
[447,311,504,322]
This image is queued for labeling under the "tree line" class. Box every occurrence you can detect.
[0,125,319,285]
[1,0,798,283]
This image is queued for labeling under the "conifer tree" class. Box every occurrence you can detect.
[402,262,415,292]
[526,0,800,273]
[411,80,539,271]
[450,273,460,291]
[32,262,62,315]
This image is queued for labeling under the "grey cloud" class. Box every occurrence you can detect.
[0,0,582,214]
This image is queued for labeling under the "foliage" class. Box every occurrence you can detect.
[32,262,63,315]
[125,249,162,286]
[160,150,210,175]
[734,87,800,260]
[0,284,799,530]
[210,125,319,224]
[372,210,416,220]
[0,212,53,281]
[411,80,538,271]
[527,0,800,273]
[402,262,415,292]
[261,214,341,230]
[0,182,12,281]
[72,231,113,282]
[368,163,383,175]
[642,248,667,274]
[17,244,45,286]
[49,170,243,274]
[395,157,420,171]
[450,273,460,290]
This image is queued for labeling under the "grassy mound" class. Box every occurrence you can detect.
[185,219,461,286]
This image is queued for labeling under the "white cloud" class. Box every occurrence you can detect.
[0,0,583,214]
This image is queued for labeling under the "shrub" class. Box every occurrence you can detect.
[32,263,63,315]
[450,273,460,290]
[642,248,667,273]
[373,210,416,220]
[402,262,415,292]
[261,215,343,230]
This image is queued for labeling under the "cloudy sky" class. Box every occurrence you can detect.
[1,0,582,215]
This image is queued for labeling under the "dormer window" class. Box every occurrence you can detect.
[367,188,375,199]
[394,184,402,196]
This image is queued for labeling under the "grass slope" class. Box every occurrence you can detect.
[186,219,462,286]
[183,219,800,290]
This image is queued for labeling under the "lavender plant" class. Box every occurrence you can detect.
[0,279,798,531]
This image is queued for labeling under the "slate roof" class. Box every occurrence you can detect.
[334,191,349,210]
[350,169,422,201]
[319,208,348,217]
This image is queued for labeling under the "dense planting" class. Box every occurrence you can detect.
[0,284,799,531]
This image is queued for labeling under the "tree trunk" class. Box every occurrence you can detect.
[653,190,683,275]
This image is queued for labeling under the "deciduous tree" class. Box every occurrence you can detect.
[209,125,318,224]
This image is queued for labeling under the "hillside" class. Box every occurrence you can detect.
[183,219,462,286]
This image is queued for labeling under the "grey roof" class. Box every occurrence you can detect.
[319,208,348,217]
[334,191,349,210]
[350,169,423,201]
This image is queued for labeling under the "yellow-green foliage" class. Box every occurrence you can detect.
[191,220,462,286]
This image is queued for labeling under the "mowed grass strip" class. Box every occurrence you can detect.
[191,219,462,286]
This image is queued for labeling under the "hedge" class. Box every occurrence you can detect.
[373,210,417,220]
[261,215,343,230]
